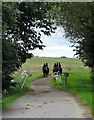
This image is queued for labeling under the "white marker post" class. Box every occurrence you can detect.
[21,76,28,89]
[19,70,30,89]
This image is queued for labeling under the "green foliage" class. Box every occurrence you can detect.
[60,56,67,58]
[52,3,94,80]
[2,3,56,90]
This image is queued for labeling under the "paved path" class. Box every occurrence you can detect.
[3,76,92,118]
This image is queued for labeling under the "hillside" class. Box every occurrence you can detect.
[15,57,88,76]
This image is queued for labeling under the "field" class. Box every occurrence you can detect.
[14,57,87,75]
[2,57,93,115]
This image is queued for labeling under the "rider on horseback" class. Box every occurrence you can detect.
[42,63,49,77]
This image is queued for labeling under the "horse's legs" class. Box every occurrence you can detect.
[44,73,45,77]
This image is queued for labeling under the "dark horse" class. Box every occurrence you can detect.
[42,63,49,77]
[53,62,62,75]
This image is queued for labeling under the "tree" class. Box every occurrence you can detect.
[53,3,94,80]
[2,2,56,90]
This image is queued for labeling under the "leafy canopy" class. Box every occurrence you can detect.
[54,3,94,69]
[2,2,56,90]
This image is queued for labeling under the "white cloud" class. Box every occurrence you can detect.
[32,45,76,58]
[31,27,76,58]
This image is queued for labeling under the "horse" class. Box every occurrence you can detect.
[42,64,49,77]
[53,62,62,75]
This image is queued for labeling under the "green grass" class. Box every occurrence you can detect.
[15,57,87,76]
[2,72,43,109]
[49,69,93,115]
[3,57,93,115]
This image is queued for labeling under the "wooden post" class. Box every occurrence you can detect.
[63,72,69,84]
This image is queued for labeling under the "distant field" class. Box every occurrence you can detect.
[14,57,88,76]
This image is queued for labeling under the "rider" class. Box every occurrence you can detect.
[58,62,62,75]
[42,63,49,77]
[53,62,62,75]
[53,63,58,73]
[45,63,49,77]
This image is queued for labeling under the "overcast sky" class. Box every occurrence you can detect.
[32,27,76,58]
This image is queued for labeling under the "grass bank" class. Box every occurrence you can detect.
[49,69,93,115]
[2,72,43,109]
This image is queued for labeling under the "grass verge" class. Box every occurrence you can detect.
[49,69,93,115]
[2,72,43,109]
